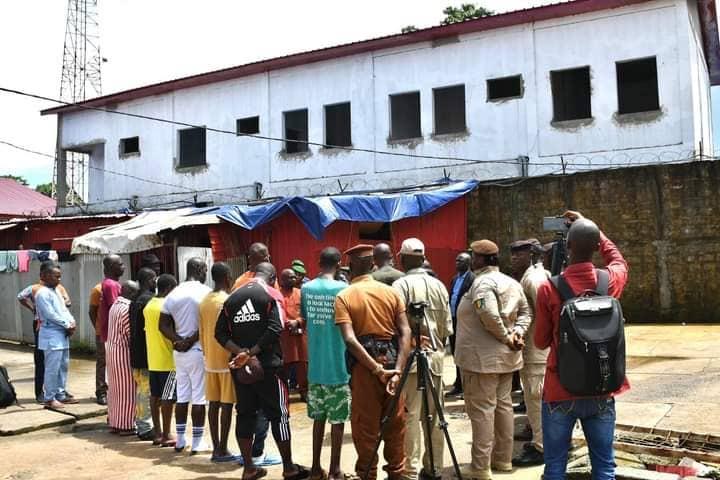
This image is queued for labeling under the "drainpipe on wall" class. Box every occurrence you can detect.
[518,155,530,177]
[56,114,68,208]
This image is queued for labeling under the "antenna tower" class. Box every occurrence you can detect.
[53,0,103,204]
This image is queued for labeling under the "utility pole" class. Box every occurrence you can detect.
[53,0,103,206]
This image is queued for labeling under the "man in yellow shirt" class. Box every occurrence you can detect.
[199,262,238,463]
[144,274,178,447]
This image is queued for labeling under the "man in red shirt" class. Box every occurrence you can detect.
[534,211,629,480]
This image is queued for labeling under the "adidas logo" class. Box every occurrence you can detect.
[233,298,261,323]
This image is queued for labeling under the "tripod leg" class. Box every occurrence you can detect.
[361,352,416,480]
[418,354,436,478]
[426,366,463,480]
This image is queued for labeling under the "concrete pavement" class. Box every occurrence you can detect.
[0,324,718,479]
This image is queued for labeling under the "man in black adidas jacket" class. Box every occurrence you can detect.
[216,262,308,480]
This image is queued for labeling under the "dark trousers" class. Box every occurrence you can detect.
[33,329,44,399]
[95,336,108,397]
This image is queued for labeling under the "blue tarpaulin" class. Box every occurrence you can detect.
[194,180,478,240]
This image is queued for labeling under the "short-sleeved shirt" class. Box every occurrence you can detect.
[335,274,405,339]
[144,297,174,371]
[199,290,231,372]
[161,280,212,350]
[89,283,102,307]
[303,278,349,385]
[372,265,405,286]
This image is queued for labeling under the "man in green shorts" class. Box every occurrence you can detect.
[302,247,351,480]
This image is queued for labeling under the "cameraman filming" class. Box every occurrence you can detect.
[534,210,629,480]
[392,238,453,480]
[456,239,530,480]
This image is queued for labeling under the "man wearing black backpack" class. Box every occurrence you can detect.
[534,211,629,480]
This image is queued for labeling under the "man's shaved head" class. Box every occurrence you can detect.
[186,257,207,283]
[373,243,393,267]
[247,242,270,269]
[121,280,140,300]
[280,268,297,290]
[567,218,601,263]
[254,262,277,284]
[103,254,125,279]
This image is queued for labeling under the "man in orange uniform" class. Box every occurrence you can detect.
[278,268,308,402]
[335,244,411,480]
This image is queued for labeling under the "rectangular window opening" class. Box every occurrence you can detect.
[551,66,592,122]
[358,222,391,241]
[120,136,139,155]
[284,109,309,154]
[178,127,206,168]
[487,75,523,101]
[616,57,660,115]
[390,92,421,140]
[236,116,260,135]
[324,102,352,148]
[433,85,466,135]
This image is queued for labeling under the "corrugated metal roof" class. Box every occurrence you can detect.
[43,0,682,116]
[0,178,56,217]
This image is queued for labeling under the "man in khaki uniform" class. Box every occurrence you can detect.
[455,240,531,480]
[392,238,453,480]
[510,239,551,466]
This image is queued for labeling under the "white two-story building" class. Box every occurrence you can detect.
[43,0,720,214]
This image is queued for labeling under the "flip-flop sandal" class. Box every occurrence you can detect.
[242,467,268,480]
[284,465,310,480]
[161,439,176,448]
[152,437,163,446]
[212,454,242,463]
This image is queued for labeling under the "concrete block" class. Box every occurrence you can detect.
[55,401,107,420]
[0,408,74,436]
[615,467,681,480]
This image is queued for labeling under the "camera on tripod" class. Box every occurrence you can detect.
[407,300,429,318]
[543,215,570,275]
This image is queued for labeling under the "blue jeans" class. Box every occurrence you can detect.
[43,348,70,402]
[542,398,616,480]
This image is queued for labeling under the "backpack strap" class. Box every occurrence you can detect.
[595,269,609,296]
[549,274,575,302]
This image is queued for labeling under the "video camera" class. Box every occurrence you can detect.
[407,300,429,318]
[543,216,570,276]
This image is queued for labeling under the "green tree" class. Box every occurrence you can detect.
[441,3,494,24]
[0,174,28,185]
[35,182,53,197]
[401,25,419,33]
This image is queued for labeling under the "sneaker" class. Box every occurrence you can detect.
[419,468,442,480]
[445,386,463,398]
[64,391,75,400]
[96,394,107,406]
[137,430,156,441]
[460,466,492,480]
[59,396,79,404]
[253,452,282,466]
[513,444,544,467]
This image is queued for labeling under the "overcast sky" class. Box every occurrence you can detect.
[0,0,717,187]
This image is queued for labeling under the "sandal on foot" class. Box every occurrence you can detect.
[284,465,310,480]
[309,469,327,480]
[242,467,268,480]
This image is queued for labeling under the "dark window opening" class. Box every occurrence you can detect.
[178,127,206,168]
[433,85,466,135]
[284,109,309,154]
[120,136,139,155]
[616,57,660,114]
[324,102,352,147]
[236,116,260,135]
[358,222,391,241]
[551,67,592,122]
[390,92,421,140]
[487,75,523,101]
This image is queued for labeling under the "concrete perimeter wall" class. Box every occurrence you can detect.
[467,160,720,323]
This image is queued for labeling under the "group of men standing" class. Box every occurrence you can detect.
[17,208,628,480]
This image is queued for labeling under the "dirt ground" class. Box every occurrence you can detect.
[1,324,718,480]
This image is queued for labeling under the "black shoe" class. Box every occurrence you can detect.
[445,387,463,398]
[419,469,442,480]
[96,394,107,406]
[514,425,533,441]
[63,391,75,400]
[138,430,156,441]
[513,444,544,466]
[513,402,526,413]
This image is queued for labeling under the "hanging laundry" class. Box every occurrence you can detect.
[16,250,30,273]
[0,251,19,273]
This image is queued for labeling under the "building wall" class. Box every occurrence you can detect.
[466,160,720,324]
[57,0,709,214]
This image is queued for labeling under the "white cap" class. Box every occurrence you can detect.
[399,238,425,256]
